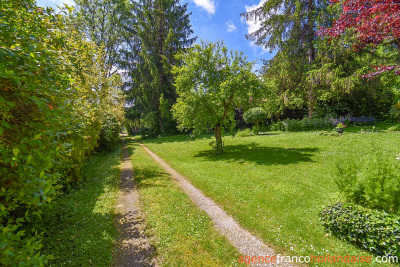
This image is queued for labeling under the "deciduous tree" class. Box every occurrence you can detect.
[172,41,263,154]
[319,0,400,77]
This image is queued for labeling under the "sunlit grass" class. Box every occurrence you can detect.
[140,129,399,266]
[126,139,242,266]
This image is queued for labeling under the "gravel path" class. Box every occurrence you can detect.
[137,141,297,267]
[112,137,158,267]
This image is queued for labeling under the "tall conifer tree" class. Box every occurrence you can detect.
[126,0,196,133]
[242,0,330,117]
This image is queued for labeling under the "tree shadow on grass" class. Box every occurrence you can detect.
[142,133,213,144]
[194,142,318,165]
[134,166,169,189]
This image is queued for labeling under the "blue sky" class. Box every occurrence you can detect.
[36,0,274,71]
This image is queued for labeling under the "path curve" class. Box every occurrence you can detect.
[112,136,158,267]
[137,140,296,267]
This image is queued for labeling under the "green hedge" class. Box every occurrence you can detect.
[0,1,124,265]
[321,203,400,257]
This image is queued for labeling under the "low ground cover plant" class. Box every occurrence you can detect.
[320,146,400,257]
[321,203,400,257]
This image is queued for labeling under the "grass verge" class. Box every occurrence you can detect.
[141,131,399,266]
[126,139,242,266]
[40,144,121,266]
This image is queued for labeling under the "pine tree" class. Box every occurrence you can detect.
[125,0,196,133]
[242,0,330,118]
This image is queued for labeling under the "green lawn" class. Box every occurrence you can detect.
[40,145,121,266]
[140,129,399,266]
[126,139,242,266]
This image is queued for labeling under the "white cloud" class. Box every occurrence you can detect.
[226,20,237,32]
[243,0,270,55]
[244,0,266,35]
[193,0,216,15]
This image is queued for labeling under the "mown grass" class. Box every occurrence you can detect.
[140,129,399,266]
[40,145,121,266]
[126,139,243,266]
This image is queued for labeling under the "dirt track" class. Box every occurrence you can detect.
[112,136,158,267]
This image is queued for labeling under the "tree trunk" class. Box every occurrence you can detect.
[214,123,223,155]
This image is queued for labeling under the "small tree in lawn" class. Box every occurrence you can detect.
[243,107,267,134]
[172,40,263,154]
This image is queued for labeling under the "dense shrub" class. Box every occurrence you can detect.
[282,117,334,131]
[321,203,400,257]
[268,121,285,131]
[97,115,122,151]
[0,1,124,265]
[336,149,400,214]
[243,107,267,133]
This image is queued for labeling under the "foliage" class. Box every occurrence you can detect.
[336,148,400,214]
[69,0,132,76]
[281,117,334,132]
[243,0,331,117]
[335,122,346,129]
[124,0,196,134]
[0,1,124,265]
[172,40,263,154]
[389,102,400,122]
[314,26,400,118]
[268,121,286,131]
[236,129,254,138]
[319,0,400,77]
[97,116,122,151]
[387,125,400,132]
[243,107,267,134]
[250,0,400,120]
[321,202,400,257]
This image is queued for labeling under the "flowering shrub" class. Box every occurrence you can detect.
[330,115,352,127]
[335,122,346,129]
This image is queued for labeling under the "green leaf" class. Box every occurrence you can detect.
[13,148,19,157]
[1,121,10,129]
